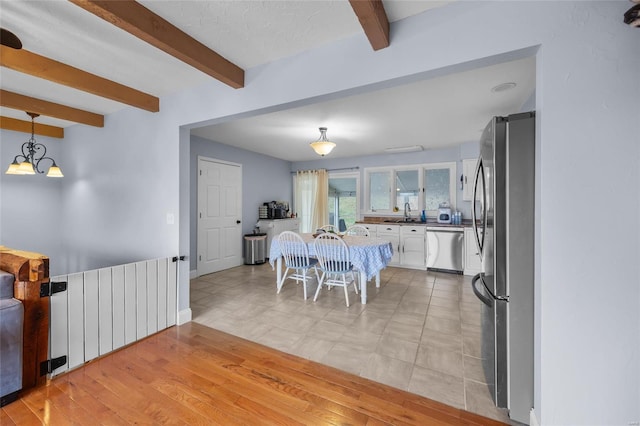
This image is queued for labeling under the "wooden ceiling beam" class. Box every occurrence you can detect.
[349,0,390,51]
[69,0,245,89]
[0,90,104,127]
[0,46,159,113]
[0,116,64,139]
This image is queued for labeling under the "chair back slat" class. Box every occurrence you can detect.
[314,233,351,273]
[278,231,310,269]
[345,225,370,237]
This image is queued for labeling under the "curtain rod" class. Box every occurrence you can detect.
[291,167,359,174]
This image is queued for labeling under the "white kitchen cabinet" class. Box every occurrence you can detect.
[376,224,400,266]
[361,224,377,237]
[464,227,482,276]
[256,219,299,258]
[462,158,480,201]
[400,225,426,269]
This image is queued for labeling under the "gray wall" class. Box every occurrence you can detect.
[0,130,64,267]
[189,135,292,271]
[58,106,181,275]
[292,141,480,220]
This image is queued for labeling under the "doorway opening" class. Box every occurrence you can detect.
[328,172,359,232]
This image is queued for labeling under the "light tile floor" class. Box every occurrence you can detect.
[190,263,511,423]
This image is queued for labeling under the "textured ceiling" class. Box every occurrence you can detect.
[0,1,449,125]
[192,56,535,161]
[0,0,535,161]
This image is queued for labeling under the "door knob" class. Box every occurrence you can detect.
[236,220,241,224]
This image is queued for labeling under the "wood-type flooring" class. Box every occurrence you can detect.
[1,322,507,425]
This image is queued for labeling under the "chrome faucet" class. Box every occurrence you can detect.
[404,202,411,221]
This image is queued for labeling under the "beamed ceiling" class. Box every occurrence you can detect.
[0,1,534,161]
[0,0,395,138]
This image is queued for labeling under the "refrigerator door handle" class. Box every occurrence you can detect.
[471,158,486,257]
[471,273,494,307]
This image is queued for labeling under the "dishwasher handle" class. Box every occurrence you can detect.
[426,227,464,232]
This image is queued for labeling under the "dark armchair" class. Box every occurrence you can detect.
[0,269,22,406]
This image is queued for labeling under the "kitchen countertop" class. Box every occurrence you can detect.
[357,219,475,229]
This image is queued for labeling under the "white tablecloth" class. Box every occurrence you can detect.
[269,234,393,281]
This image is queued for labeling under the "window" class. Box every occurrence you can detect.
[328,172,359,232]
[368,170,391,211]
[424,164,455,216]
[395,169,419,211]
[365,162,456,217]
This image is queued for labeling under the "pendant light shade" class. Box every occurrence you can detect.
[46,162,64,178]
[5,112,63,177]
[17,160,36,175]
[309,127,336,156]
[5,160,21,174]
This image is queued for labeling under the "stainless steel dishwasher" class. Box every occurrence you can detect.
[426,227,464,273]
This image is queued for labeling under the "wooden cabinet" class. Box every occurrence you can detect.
[462,159,479,201]
[464,227,482,276]
[376,225,400,266]
[400,225,426,269]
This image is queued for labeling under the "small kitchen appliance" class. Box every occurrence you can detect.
[265,201,289,219]
[258,205,268,219]
[437,202,452,224]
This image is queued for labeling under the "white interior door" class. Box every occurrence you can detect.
[197,158,243,276]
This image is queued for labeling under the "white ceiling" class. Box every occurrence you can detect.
[192,56,535,161]
[0,0,535,161]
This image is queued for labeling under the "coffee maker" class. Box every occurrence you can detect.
[265,201,288,219]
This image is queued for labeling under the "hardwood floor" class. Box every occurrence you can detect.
[1,322,506,425]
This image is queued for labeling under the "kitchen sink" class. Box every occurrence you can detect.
[383,219,418,223]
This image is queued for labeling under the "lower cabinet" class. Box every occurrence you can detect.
[376,225,400,266]
[400,225,426,269]
[376,224,427,270]
[372,224,485,272]
[464,227,482,276]
[258,219,300,258]
[361,224,377,237]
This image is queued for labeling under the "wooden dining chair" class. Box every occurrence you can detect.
[344,224,370,237]
[344,224,374,291]
[277,231,319,300]
[313,233,358,307]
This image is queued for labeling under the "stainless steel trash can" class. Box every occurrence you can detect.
[244,233,267,265]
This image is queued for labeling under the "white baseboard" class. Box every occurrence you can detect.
[530,408,540,426]
[177,308,192,325]
[189,269,198,279]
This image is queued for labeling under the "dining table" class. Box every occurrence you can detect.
[269,233,394,304]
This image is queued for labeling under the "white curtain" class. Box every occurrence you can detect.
[294,169,328,233]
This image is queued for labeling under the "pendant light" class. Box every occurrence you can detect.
[309,127,336,156]
[5,112,63,177]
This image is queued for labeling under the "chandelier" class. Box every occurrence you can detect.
[5,112,63,177]
[309,127,336,156]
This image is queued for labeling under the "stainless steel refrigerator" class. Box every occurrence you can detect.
[471,112,535,424]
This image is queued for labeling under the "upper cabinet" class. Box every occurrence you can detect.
[462,158,480,201]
